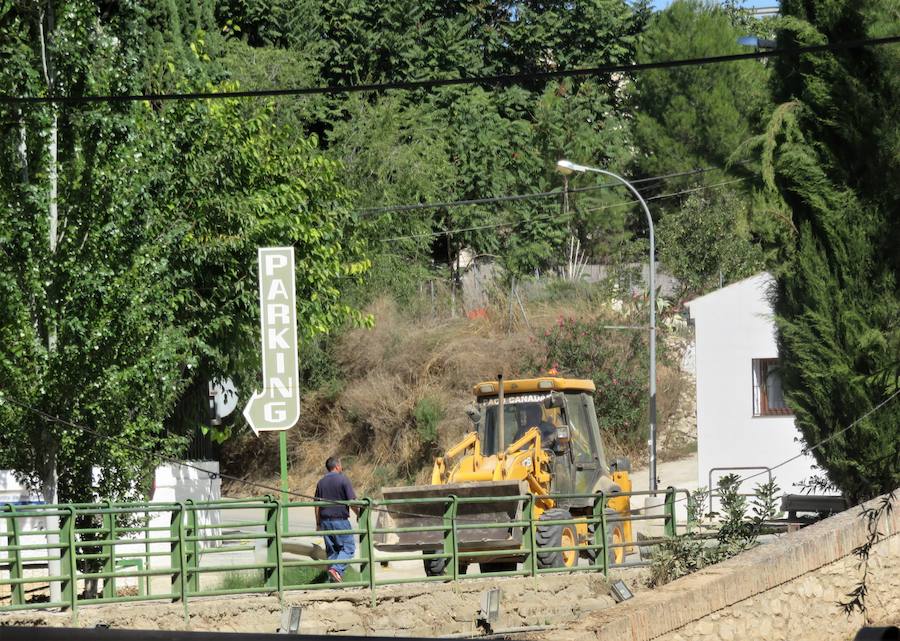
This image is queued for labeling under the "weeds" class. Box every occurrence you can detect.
[649,475,780,586]
[219,565,361,590]
[413,396,444,446]
[224,286,693,495]
[840,490,896,616]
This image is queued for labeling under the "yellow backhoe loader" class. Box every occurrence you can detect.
[375,376,634,574]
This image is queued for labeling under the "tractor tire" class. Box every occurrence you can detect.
[585,508,625,566]
[536,508,577,569]
[479,561,517,573]
[423,552,469,577]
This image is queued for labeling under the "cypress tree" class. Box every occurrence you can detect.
[766,0,900,502]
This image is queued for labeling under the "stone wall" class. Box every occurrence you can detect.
[558,489,900,641]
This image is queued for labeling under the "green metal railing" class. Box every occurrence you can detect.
[0,488,687,622]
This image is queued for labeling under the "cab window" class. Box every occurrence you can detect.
[481,398,563,455]
[565,392,600,465]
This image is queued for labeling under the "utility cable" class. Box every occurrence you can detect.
[666,386,900,512]
[0,392,500,523]
[2,36,898,106]
[376,176,749,243]
[734,386,900,486]
[358,165,732,217]
[1,382,898,528]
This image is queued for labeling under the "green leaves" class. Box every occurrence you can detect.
[658,188,765,297]
[631,0,773,177]
[0,2,367,503]
[766,0,900,502]
[531,315,651,456]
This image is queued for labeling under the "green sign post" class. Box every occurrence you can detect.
[243,247,301,524]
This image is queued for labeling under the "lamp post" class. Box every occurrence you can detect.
[555,160,658,493]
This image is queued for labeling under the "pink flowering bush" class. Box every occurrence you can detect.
[531,316,651,456]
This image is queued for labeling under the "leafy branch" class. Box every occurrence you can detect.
[839,491,896,616]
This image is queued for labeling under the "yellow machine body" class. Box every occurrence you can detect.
[376,377,633,565]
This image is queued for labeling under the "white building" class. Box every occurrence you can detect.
[686,273,819,502]
[1,462,222,566]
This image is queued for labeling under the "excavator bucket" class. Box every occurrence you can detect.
[374,480,527,552]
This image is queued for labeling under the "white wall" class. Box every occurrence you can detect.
[687,274,819,503]
[1,461,222,566]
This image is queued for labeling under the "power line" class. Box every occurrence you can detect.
[2,36,898,106]
[669,387,900,512]
[581,177,748,212]
[0,392,489,523]
[3,382,898,525]
[376,176,749,243]
[0,392,308,500]
[358,166,729,217]
[738,387,900,485]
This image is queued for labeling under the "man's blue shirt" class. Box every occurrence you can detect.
[314,471,356,520]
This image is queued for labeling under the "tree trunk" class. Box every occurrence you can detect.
[17,109,28,182]
[39,5,62,605]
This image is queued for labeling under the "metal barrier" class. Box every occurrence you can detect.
[0,488,685,622]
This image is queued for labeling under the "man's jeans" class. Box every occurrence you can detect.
[320,519,356,576]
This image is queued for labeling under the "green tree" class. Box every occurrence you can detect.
[0,2,367,505]
[760,0,900,502]
[659,188,765,296]
[219,0,649,281]
[631,0,772,179]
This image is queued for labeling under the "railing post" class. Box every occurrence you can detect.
[101,500,117,599]
[61,506,78,618]
[4,505,24,605]
[170,502,187,604]
[593,493,608,575]
[664,487,676,538]
[684,490,696,534]
[184,499,200,594]
[524,495,537,577]
[443,496,458,582]
[143,510,152,596]
[358,498,376,604]
[264,496,282,593]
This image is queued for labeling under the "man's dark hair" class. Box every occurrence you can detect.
[325,456,340,471]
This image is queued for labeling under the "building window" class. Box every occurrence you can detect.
[752,358,792,416]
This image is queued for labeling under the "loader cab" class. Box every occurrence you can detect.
[474,378,608,502]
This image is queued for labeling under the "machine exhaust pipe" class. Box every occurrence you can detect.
[497,373,504,451]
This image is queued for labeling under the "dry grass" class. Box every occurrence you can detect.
[222,290,694,497]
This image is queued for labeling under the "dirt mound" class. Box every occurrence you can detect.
[223,297,539,496]
[3,569,649,636]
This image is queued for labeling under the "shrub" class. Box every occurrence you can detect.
[531,316,650,455]
[413,396,445,446]
[648,475,780,586]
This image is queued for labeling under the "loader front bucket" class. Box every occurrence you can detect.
[374,480,527,553]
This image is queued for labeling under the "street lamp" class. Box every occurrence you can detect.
[555,160,658,493]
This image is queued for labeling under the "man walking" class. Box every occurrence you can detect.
[314,456,358,583]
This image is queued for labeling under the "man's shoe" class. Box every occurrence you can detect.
[327,568,343,583]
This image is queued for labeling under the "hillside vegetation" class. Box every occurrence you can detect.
[223,282,692,495]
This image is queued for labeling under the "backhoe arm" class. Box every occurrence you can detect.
[431,431,482,484]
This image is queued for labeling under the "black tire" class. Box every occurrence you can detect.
[479,561,517,573]
[585,508,624,566]
[535,508,574,569]
[423,552,469,576]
